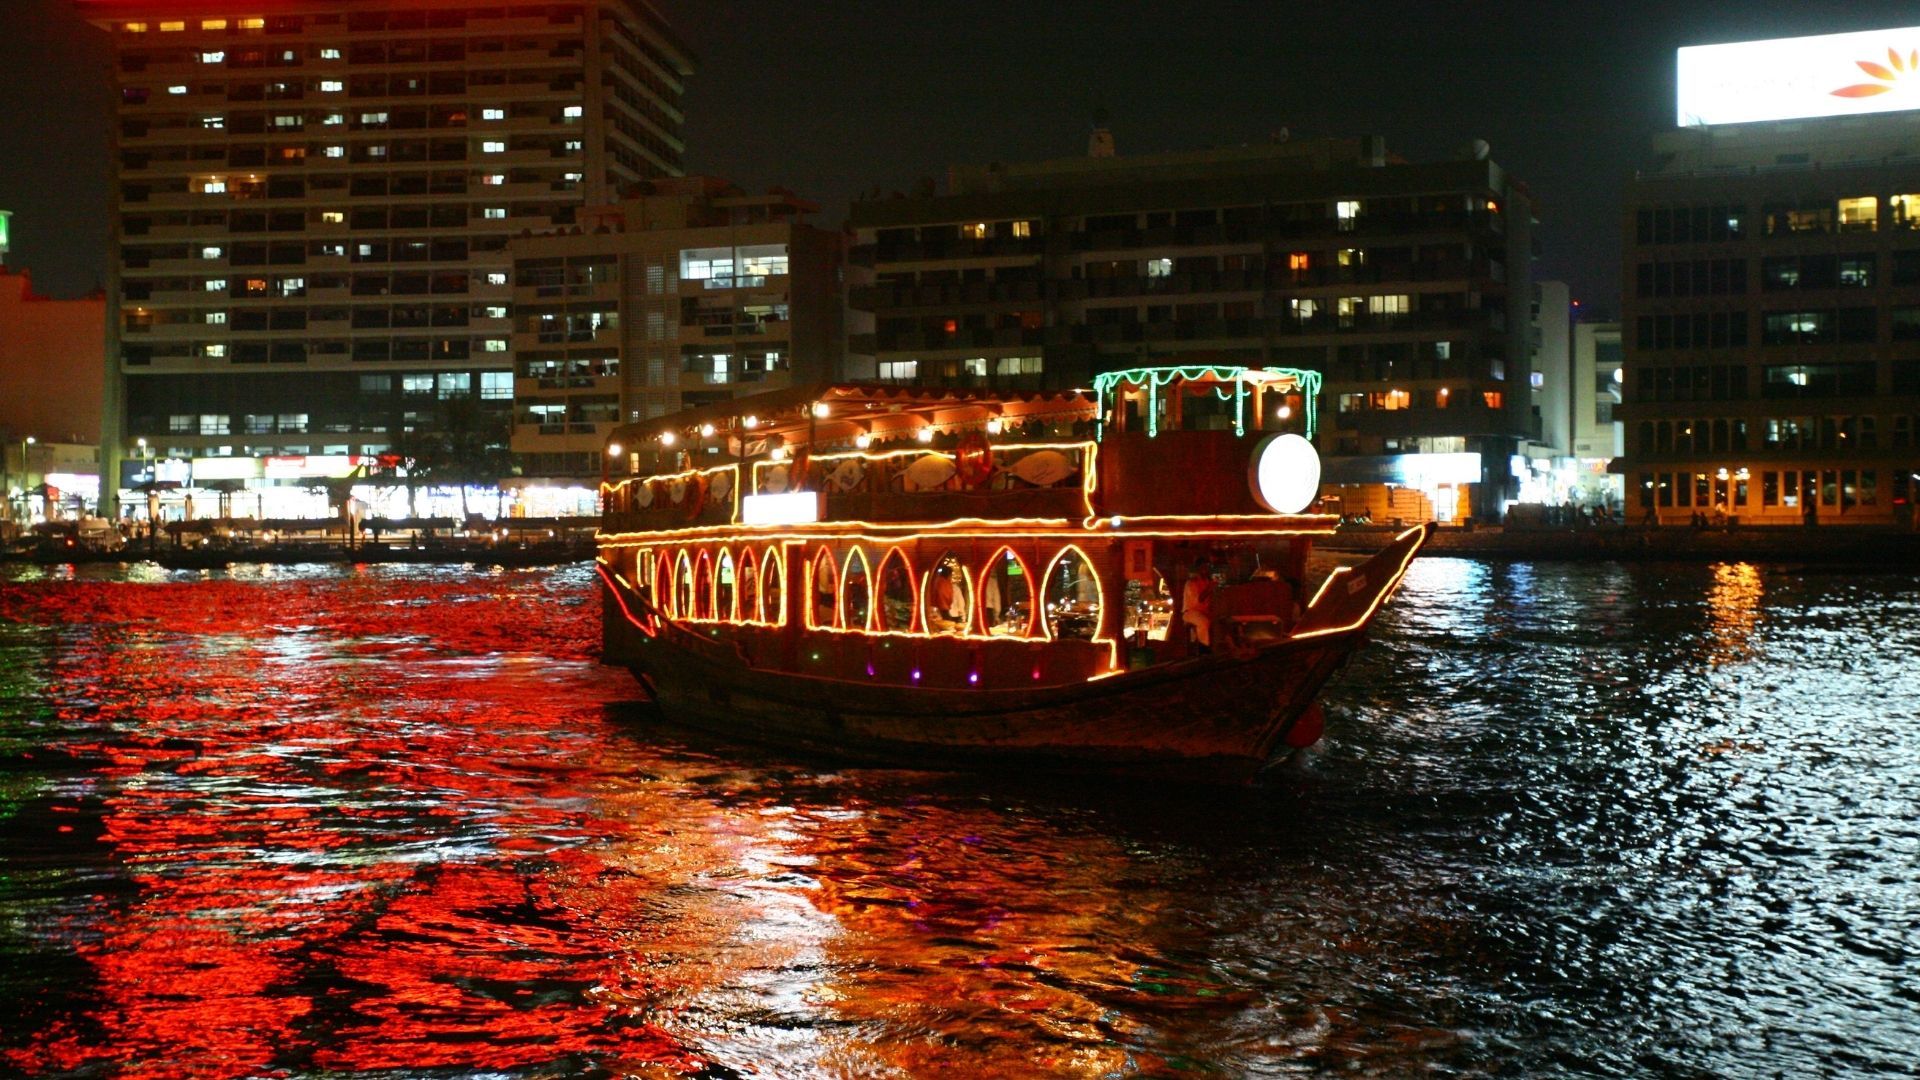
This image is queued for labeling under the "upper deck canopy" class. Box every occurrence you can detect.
[607,382,1097,461]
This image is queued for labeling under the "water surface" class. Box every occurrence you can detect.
[1,559,1915,1077]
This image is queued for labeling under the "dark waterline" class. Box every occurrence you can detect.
[1,559,1916,1077]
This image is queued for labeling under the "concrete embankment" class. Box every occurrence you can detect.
[1320,524,1920,566]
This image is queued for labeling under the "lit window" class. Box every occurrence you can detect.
[319,48,342,60]
[322,146,344,158]
[482,108,506,121]
[1366,294,1409,315]
[1290,298,1318,321]
[482,140,506,153]
[202,19,227,30]
[1010,220,1032,238]
[204,279,227,291]
[483,339,508,352]
[1483,391,1505,409]
[1336,199,1361,230]
[563,139,582,153]
[1339,248,1365,266]
[359,111,388,124]
[960,222,988,240]
[483,207,506,219]
[483,305,507,319]
[1837,196,1878,232]
[202,179,227,194]
[319,80,343,93]
[1530,371,1546,389]
[562,172,583,182]
[205,311,226,324]
[1146,257,1172,277]
[278,277,305,297]
[481,173,505,185]
[480,372,512,400]
[1434,341,1452,360]
[203,344,226,358]
[878,360,919,381]
[159,21,185,32]
[320,211,344,224]
[202,115,225,129]
[200,245,223,259]
[367,146,386,158]
[1891,194,1920,229]
[437,373,470,399]
[273,114,301,128]
[200,52,225,64]
[167,85,189,95]
[125,22,148,33]
[322,113,345,126]
[239,18,264,30]
[1288,252,1310,271]
[563,105,583,119]
[244,278,268,293]
[486,272,508,286]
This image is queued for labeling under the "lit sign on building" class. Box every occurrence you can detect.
[1679,27,1920,126]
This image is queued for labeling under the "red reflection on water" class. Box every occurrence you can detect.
[2,569,711,1077]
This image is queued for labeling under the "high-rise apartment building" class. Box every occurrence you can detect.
[846,134,1536,522]
[507,176,843,488]
[82,0,692,517]
[1621,27,1920,526]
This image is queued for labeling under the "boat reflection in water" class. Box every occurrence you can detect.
[2,559,1917,1076]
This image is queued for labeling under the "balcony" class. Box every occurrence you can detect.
[1342,403,1520,439]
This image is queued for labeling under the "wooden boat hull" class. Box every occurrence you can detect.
[601,526,1428,783]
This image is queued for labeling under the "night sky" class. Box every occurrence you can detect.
[5,0,1919,314]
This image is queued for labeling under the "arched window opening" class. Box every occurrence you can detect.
[980,546,1034,637]
[652,551,672,614]
[762,546,786,626]
[876,548,917,632]
[841,547,872,630]
[925,550,974,635]
[716,548,736,622]
[1042,546,1101,641]
[673,551,693,619]
[692,551,714,620]
[737,548,761,623]
[809,547,839,629]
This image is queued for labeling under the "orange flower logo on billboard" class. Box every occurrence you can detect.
[1832,47,1920,97]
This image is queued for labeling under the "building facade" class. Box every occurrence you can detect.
[1568,320,1624,510]
[846,134,1537,522]
[82,0,692,518]
[507,176,842,488]
[0,257,108,524]
[1620,113,1920,526]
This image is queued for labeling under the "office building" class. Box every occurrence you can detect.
[83,0,692,518]
[846,132,1537,522]
[1568,320,1623,510]
[0,232,109,522]
[1621,26,1920,525]
[506,176,842,499]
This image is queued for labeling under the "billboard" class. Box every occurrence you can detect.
[1678,27,1920,127]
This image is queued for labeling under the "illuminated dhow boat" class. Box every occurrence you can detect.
[596,365,1428,783]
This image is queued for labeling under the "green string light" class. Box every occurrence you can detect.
[1092,365,1322,441]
